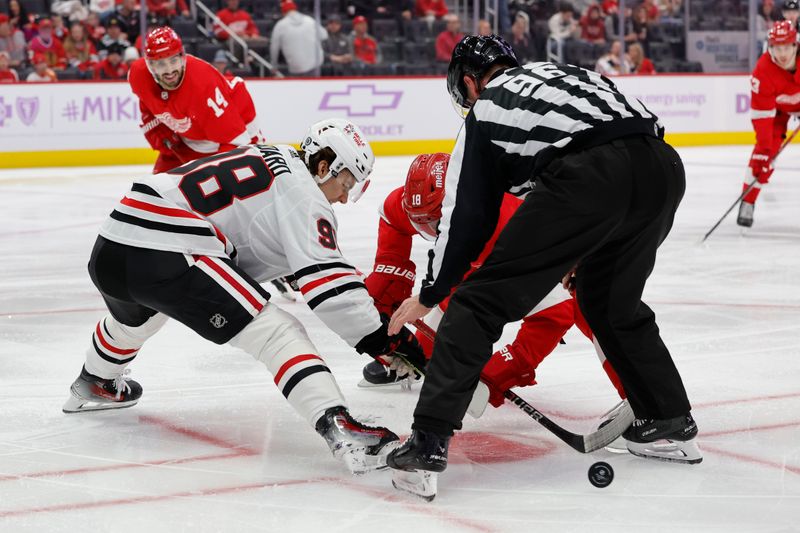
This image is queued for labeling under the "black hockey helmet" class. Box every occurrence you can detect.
[446,34,519,116]
[784,0,799,10]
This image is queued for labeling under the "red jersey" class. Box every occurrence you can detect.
[634,58,655,75]
[353,36,379,64]
[214,8,259,39]
[435,31,463,62]
[129,54,262,156]
[94,58,128,80]
[0,69,19,83]
[28,35,67,68]
[750,51,800,154]
[414,0,448,17]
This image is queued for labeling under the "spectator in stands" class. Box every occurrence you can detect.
[343,0,378,20]
[627,41,655,73]
[8,0,33,40]
[98,17,131,59]
[579,4,606,44]
[631,5,651,52]
[504,11,537,63]
[659,0,683,16]
[477,18,492,36]
[414,0,448,19]
[123,45,139,66]
[84,12,106,44]
[640,0,660,23]
[375,0,414,21]
[29,19,67,70]
[783,0,800,28]
[605,4,637,44]
[351,15,381,66]
[595,39,630,75]
[0,50,19,82]
[212,48,233,76]
[215,0,265,45]
[548,2,579,42]
[601,0,618,14]
[26,53,58,81]
[435,14,463,62]
[64,22,98,72]
[94,41,127,79]
[50,15,68,40]
[322,13,353,74]
[147,0,190,22]
[108,0,141,44]
[270,1,328,76]
[0,13,26,68]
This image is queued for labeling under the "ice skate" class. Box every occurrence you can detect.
[598,399,632,453]
[387,429,449,501]
[315,406,400,475]
[737,201,754,228]
[62,366,142,413]
[623,414,703,464]
[358,359,420,389]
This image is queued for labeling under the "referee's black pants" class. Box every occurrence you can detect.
[413,135,691,435]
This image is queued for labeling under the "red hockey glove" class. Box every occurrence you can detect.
[142,119,175,154]
[749,149,774,184]
[480,344,537,407]
[365,256,416,315]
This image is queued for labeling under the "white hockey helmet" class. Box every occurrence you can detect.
[301,118,375,202]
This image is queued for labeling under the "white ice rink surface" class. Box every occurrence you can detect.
[1,146,799,533]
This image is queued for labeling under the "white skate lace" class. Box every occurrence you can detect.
[112,369,133,400]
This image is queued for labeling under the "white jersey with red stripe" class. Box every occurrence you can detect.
[98,144,381,346]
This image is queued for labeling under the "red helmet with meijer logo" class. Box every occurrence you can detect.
[402,153,450,241]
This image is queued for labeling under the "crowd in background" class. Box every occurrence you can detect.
[0,0,780,83]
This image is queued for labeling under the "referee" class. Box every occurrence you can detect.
[388,35,701,473]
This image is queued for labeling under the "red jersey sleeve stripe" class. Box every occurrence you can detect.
[299,272,356,295]
[95,323,138,355]
[273,354,324,384]
[196,256,265,312]
[121,196,202,220]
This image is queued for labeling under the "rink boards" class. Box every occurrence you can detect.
[0,73,754,168]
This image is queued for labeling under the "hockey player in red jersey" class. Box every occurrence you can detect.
[62,119,432,474]
[130,27,264,174]
[740,20,800,227]
[361,153,626,415]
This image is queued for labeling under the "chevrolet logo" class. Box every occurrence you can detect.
[319,84,402,117]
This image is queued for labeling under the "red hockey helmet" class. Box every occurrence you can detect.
[402,153,450,241]
[768,20,798,46]
[145,27,184,60]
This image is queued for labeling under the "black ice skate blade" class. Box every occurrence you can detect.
[391,479,436,502]
[391,469,437,502]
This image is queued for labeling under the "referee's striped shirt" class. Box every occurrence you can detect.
[418,61,664,307]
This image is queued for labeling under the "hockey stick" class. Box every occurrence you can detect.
[411,319,633,453]
[701,123,800,243]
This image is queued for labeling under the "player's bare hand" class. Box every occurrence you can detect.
[388,295,431,335]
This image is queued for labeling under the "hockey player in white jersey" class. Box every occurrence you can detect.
[62,119,428,475]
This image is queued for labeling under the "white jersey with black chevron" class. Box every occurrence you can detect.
[98,144,382,347]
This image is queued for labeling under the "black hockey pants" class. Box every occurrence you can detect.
[413,135,691,436]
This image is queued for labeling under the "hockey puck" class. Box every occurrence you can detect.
[588,462,614,488]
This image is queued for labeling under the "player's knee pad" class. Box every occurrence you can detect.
[229,303,344,426]
[85,313,168,378]
[105,313,169,346]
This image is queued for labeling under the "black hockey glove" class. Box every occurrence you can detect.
[355,315,428,374]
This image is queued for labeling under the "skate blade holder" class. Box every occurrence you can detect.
[391,469,438,501]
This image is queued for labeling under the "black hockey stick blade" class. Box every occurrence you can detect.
[504,390,634,453]
[411,319,634,454]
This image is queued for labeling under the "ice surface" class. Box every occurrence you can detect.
[1,146,799,532]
